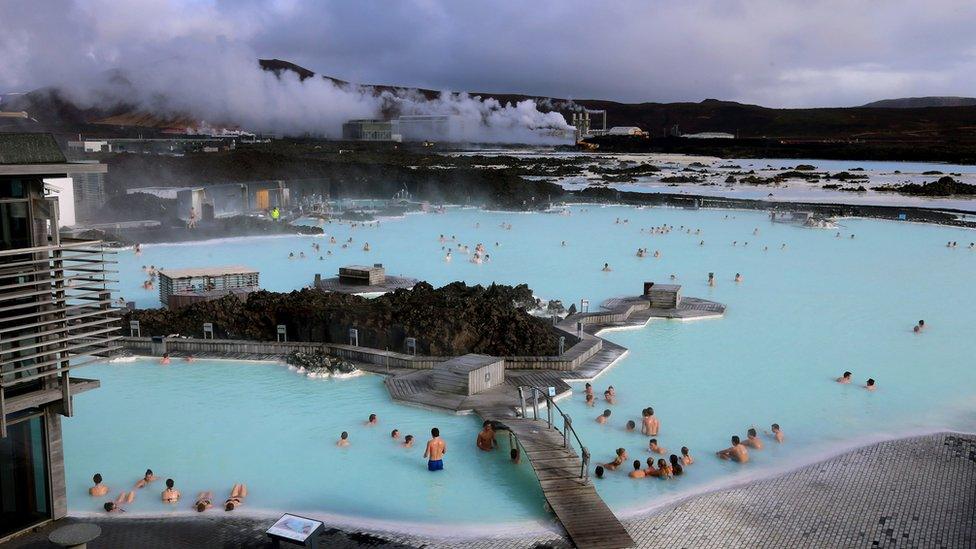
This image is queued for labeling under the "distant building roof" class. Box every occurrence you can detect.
[159,265,258,279]
[608,126,644,135]
[0,133,66,165]
[682,132,735,139]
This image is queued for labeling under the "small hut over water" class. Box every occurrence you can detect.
[158,265,260,308]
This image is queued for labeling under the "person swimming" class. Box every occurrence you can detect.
[708,272,715,286]
[628,460,646,479]
[160,353,170,365]
[769,423,784,443]
[404,434,414,448]
[366,413,378,425]
[603,390,616,405]
[104,491,135,513]
[669,454,684,476]
[625,420,636,432]
[837,371,852,383]
[743,428,764,449]
[681,446,694,465]
[363,242,370,252]
[596,409,612,424]
[162,478,181,503]
[224,483,247,511]
[337,431,350,447]
[643,457,660,477]
[865,378,877,391]
[594,465,605,479]
[194,491,213,512]
[648,438,667,454]
[89,473,109,497]
[656,458,673,479]
[602,263,612,272]
[716,435,749,463]
[603,448,627,471]
[585,393,595,407]
[135,469,157,488]
[734,273,742,283]
[391,429,400,439]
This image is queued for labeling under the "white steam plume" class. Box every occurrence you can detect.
[59,43,572,144]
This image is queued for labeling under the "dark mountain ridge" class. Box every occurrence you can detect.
[4,59,976,146]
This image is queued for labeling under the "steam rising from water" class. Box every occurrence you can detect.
[59,43,572,143]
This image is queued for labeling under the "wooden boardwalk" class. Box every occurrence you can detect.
[487,416,634,549]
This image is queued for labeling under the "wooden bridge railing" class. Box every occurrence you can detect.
[517,385,591,481]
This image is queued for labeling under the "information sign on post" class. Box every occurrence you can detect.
[266,513,325,548]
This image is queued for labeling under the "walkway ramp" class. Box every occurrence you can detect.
[489,415,634,549]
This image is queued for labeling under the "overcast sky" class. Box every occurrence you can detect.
[2,0,975,108]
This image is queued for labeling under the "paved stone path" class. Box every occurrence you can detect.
[7,433,973,548]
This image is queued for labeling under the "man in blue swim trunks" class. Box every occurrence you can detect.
[424,427,447,471]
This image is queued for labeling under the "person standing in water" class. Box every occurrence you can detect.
[425,427,447,471]
[476,421,496,451]
[642,407,660,436]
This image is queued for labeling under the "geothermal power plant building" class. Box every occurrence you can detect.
[342,119,402,142]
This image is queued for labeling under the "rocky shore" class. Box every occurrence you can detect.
[123,282,561,356]
[573,186,976,228]
[72,215,324,246]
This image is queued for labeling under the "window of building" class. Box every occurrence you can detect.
[0,414,50,538]
[0,181,26,199]
[0,201,30,251]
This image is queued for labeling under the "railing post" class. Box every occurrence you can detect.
[61,369,72,417]
[532,388,539,420]
[563,414,571,448]
[518,387,526,419]
[547,400,553,429]
[581,447,590,481]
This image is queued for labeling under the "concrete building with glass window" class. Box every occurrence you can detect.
[0,133,120,541]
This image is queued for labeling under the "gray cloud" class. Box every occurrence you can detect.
[2,0,974,112]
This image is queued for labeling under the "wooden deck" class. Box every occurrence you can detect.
[487,416,635,549]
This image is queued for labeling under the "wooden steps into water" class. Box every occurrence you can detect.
[489,417,634,549]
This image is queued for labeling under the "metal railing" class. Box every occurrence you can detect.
[0,240,122,437]
[517,385,591,481]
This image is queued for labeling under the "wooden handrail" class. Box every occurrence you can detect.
[518,384,590,480]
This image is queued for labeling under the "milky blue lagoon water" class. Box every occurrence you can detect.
[64,205,976,534]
